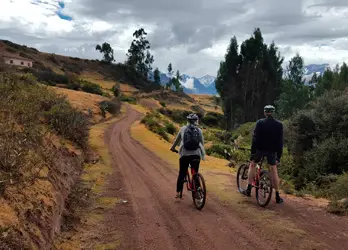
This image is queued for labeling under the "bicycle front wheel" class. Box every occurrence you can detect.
[192,173,206,210]
[255,170,273,207]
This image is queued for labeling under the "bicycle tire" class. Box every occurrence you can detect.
[192,173,206,210]
[255,170,273,207]
[236,163,249,194]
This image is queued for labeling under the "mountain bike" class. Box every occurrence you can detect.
[172,149,206,210]
[236,153,273,207]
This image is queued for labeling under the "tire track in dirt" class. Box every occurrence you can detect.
[105,106,282,250]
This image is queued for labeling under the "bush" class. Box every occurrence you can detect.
[0,72,89,189]
[158,108,190,124]
[165,122,177,135]
[111,84,121,97]
[160,101,166,107]
[120,95,137,104]
[44,101,89,147]
[141,113,169,141]
[206,144,231,158]
[67,81,81,90]
[28,68,69,85]
[201,115,219,127]
[99,99,121,117]
[80,80,103,95]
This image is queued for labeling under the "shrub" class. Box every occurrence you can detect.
[99,99,121,117]
[191,105,205,117]
[80,80,103,95]
[120,95,137,104]
[160,101,166,107]
[165,122,177,135]
[111,84,121,97]
[201,115,219,127]
[206,144,231,158]
[44,101,89,147]
[67,81,81,90]
[141,113,169,141]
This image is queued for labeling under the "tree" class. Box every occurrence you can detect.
[153,68,161,85]
[168,63,173,76]
[276,54,312,119]
[126,28,154,77]
[215,29,283,129]
[95,42,114,63]
[166,63,174,89]
[172,70,182,91]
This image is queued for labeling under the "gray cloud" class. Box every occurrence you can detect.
[2,0,348,76]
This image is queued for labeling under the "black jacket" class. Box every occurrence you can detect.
[251,116,283,160]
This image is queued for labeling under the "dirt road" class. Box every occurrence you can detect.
[103,106,348,250]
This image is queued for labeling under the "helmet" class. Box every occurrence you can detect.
[264,105,275,113]
[187,113,199,121]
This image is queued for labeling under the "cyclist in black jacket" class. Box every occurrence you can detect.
[243,105,284,204]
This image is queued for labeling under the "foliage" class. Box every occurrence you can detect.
[206,144,231,159]
[286,91,348,189]
[158,108,190,125]
[99,99,121,118]
[153,67,161,85]
[165,122,177,135]
[276,54,313,119]
[96,42,115,63]
[215,28,283,129]
[126,28,154,77]
[141,113,169,141]
[120,95,137,104]
[159,101,166,107]
[172,70,182,92]
[111,83,121,97]
[80,80,103,95]
[0,72,89,191]
[166,63,174,89]
[44,99,89,147]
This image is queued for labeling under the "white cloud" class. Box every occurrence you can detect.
[1,0,348,76]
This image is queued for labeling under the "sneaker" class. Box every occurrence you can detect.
[242,189,251,197]
[276,196,284,204]
[175,192,181,199]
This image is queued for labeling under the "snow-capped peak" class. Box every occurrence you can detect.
[198,74,216,87]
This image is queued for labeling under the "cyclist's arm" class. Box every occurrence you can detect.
[171,128,182,150]
[277,123,284,161]
[251,120,261,154]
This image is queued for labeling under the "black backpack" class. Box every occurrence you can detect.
[183,125,201,150]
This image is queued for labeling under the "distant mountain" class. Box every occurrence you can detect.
[148,64,331,95]
[148,71,217,95]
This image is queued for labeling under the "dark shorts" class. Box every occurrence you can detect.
[250,151,277,165]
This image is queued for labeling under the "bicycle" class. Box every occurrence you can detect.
[236,151,273,207]
[172,149,207,210]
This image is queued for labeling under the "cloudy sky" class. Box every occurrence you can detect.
[1,0,348,76]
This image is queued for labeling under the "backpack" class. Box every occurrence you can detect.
[183,125,201,150]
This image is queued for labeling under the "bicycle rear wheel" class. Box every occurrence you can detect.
[255,170,273,207]
[236,163,249,193]
[192,173,206,210]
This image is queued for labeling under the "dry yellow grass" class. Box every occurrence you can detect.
[50,87,112,123]
[81,71,138,95]
[190,94,223,114]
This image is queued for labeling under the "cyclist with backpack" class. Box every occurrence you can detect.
[170,113,205,198]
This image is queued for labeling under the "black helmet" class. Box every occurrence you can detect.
[187,113,199,121]
[264,105,275,113]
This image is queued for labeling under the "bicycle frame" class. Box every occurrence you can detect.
[185,164,197,191]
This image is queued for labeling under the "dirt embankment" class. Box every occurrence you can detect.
[0,135,87,249]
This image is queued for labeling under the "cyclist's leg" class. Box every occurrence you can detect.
[176,156,190,197]
[267,152,283,203]
[189,155,201,188]
[243,151,261,196]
